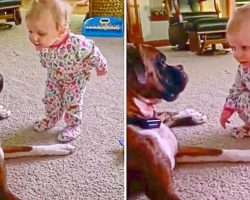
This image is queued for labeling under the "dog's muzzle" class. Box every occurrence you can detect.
[160,64,188,102]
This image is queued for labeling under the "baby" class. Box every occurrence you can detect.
[220,4,250,138]
[25,0,107,142]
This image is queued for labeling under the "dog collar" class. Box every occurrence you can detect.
[127,117,161,129]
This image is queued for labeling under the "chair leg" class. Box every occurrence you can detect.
[212,44,216,51]
[169,23,188,49]
[14,8,22,25]
[198,34,207,55]
[222,42,230,49]
[189,32,200,53]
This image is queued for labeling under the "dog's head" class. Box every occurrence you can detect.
[0,74,3,93]
[127,43,188,102]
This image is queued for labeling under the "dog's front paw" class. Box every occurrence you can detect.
[185,109,207,124]
[53,144,76,154]
[167,108,207,127]
[38,144,76,156]
[174,109,207,125]
[0,105,11,120]
[231,126,250,139]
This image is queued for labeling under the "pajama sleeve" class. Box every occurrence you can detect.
[40,57,47,68]
[224,67,242,112]
[77,38,107,73]
[39,51,47,68]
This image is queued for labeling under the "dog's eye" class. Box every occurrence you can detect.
[158,59,165,67]
[156,55,167,68]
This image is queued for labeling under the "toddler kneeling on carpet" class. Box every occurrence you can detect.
[25,0,107,142]
[220,4,250,138]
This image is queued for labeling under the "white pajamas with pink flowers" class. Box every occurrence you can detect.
[34,33,107,141]
[224,65,250,125]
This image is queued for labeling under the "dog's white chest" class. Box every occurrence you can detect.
[130,123,178,169]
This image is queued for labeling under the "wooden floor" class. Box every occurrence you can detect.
[22,0,89,15]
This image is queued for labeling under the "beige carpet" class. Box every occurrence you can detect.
[137,47,250,200]
[0,11,124,200]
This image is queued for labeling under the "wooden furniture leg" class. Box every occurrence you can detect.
[189,32,200,53]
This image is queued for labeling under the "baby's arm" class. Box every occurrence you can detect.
[39,51,47,68]
[220,68,242,128]
[90,45,108,76]
[224,67,242,111]
[79,39,107,76]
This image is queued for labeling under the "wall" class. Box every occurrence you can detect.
[139,0,169,42]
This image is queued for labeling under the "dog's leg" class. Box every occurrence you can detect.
[176,146,250,163]
[0,148,20,200]
[3,144,75,158]
[157,109,207,128]
[0,144,75,199]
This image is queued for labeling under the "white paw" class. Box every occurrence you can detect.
[36,144,76,156]
[231,127,249,139]
[52,144,76,154]
[0,105,11,119]
[175,109,207,124]
[0,147,4,159]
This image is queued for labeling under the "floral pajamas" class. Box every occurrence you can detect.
[224,65,250,125]
[34,33,107,140]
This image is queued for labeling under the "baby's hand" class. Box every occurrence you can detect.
[220,109,234,129]
[96,67,107,76]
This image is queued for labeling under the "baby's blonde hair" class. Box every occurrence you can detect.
[227,3,250,34]
[25,0,72,29]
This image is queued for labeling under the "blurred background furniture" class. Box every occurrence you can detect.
[188,17,229,54]
[168,0,229,54]
[235,0,250,7]
[0,0,22,30]
[87,0,124,19]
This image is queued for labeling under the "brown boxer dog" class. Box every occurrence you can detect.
[127,43,250,200]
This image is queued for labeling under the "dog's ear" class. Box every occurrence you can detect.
[0,74,3,93]
[127,43,147,84]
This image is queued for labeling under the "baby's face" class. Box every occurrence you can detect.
[26,12,64,51]
[227,26,250,69]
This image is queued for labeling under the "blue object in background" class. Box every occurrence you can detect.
[82,16,124,38]
[118,139,124,146]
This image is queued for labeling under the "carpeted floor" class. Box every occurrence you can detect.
[0,11,124,200]
[138,47,250,200]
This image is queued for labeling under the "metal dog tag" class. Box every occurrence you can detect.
[142,118,161,129]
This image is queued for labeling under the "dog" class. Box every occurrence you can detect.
[127,43,250,200]
[0,74,75,199]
